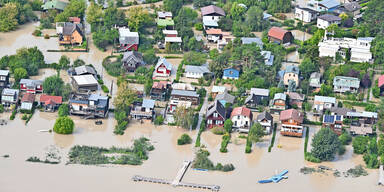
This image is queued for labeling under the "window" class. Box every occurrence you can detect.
[237,116,240,120]
[213,112,218,118]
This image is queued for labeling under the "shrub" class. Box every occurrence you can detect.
[305,152,321,163]
[58,104,69,117]
[21,114,28,120]
[53,116,74,134]
[220,133,230,153]
[211,126,226,135]
[0,105,4,113]
[352,136,369,154]
[10,109,17,120]
[32,29,42,36]
[101,85,109,93]
[339,133,352,145]
[44,34,50,39]
[177,134,192,145]
[194,23,203,31]
[154,116,164,125]
[338,145,346,155]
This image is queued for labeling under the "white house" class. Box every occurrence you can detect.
[184,65,211,79]
[317,14,341,29]
[201,5,225,29]
[206,28,222,43]
[256,111,273,134]
[308,0,340,12]
[295,7,318,23]
[319,35,374,63]
[231,107,253,132]
[153,58,172,77]
[313,95,336,113]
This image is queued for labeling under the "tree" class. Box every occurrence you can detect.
[361,0,384,36]
[86,2,103,25]
[0,3,18,32]
[13,67,28,83]
[193,0,211,8]
[299,57,318,79]
[59,55,70,69]
[372,35,384,65]
[175,7,197,28]
[248,123,265,143]
[113,81,137,112]
[174,106,194,129]
[230,2,246,21]
[181,52,207,66]
[177,134,192,145]
[224,119,233,133]
[73,58,85,67]
[9,47,44,76]
[125,7,153,32]
[53,116,74,134]
[352,136,369,154]
[267,0,291,13]
[209,52,230,77]
[311,128,341,161]
[55,0,86,22]
[58,104,69,117]
[43,75,64,96]
[163,0,183,15]
[245,6,267,31]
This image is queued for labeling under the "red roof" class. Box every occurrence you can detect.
[379,75,384,88]
[152,81,169,89]
[279,109,303,123]
[231,107,251,118]
[40,94,62,105]
[206,28,222,35]
[69,17,81,23]
[21,93,35,103]
[268,27,289,41]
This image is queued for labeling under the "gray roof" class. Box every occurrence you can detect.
[261,51,274,66]
[343,2,361,12]
[346,111,378,119]
[250,88,270,97]
[157,11,172,18]
[89,94,108,101]
[256,111,273,121]
[314,95,336,104]
[185,65,211,74]
[206,100,226,118]
[20,79,43,87]
[318,0,340,9]
[310,72,321,79]
[155,58,172,71]
[2,88,18,96]
[333,76,360,89]
[286,92,305,101]
[318,14,341,22]
[119,28,139,45]
[122,51,143,64]
[62,23,83,36]
[330,107,355,116]
[296,6,318,13]
[201,5,225,16]
[241,37,263,47]
[0,70,9,76]
[142,99,155,109]
[171,89,199,97]
[215,92,235,104]
[274,93,286,101]
[285,65,300,74]
[74,65,97,76]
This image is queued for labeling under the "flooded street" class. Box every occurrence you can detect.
[0,23,382,192]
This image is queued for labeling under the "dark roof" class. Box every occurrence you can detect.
[206,100,226,119]
[122,51,143,64]
[323,115,335,123]
[62,23,83,36]
[201,5,225,16]
[343,2,361,12]
[330,107,355,116]
[296,6,318,13]
[256,111,273,121]
[318,14,341,22]
[215,92,235,104]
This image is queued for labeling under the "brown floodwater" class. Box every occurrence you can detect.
[0,22,382,192]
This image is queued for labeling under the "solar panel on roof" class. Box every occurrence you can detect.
[336,115,342,121]
[324,115,335,123]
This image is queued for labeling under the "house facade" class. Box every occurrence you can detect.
[231,107,252,132]
[268,27,294,44]
[150,81,169,101]
[185,65,211,79]
[333,76,360,93]
[286,92,305,109]
[323,115,343,135]
[1,88,19,109]
[271,93,287,111]
[0,70,9,89]
[122,51,144,72]
[40,94,62,112]
[170,90,199,105]
[256,111,273,134]
[244,88,270,108]
[119,28,139,51]
[206,28,223,43]
[282,66,300,88]
[153,58,172,77]
[20,79,43,94]
[69,93,109,118]
[309,72,321,88]
[317,14,341,29]
[206,100,227,129]
[58,22,83,45]
[280,109,304,137]
[130,99,155,120]
[201,5,225,29]
[295,7,318,23]
[313,95,336,113]
[20,93,35,111]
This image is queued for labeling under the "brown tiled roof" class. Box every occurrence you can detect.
[268,27,288,41]
[40,94,63,105]
[21,93,35,103]
[201,5,225,16]
[279,109,303,123]
[231,107,251,118]
[206,28,222,35]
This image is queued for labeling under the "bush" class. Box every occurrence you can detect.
[194,23,203,31]
[21,114,28,120]
[114,120,128,135]
[58,104,69,117]
[32,29,42,36]
[154,116,164,125]
[338,145,346,155]
[101,85,109,93]
[211,126,226,135]
[220,133,230,153]
[53,116,74,134]
[44,34,50,39]
[339,133,352,145]
[177,134,192,145]
[10,109,17,120]
[0,105,4,113]
[305,152,321,163]
[352,136,369,154]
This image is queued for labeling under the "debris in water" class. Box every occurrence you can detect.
[343,165,368,178]
[300,167,316,174]
[2,154,9,158]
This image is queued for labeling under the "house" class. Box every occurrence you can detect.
[280,109,304,137]
[206,100,227,129]
[317,14,341,29]
[170,90,200,105]
[57,22,83,45]
[335,2,362,17]
[244,88,270,108]
[0,70,9,88]
[165,37,182,47]
[333,76,360,93]
[150,81,169,101]
[20,79,43,94]
[118,27,139,51]
[346,111,377,136]
[40,94,62,112]
[271,93,287,111]
[231,107,252,132]
[222,68,239,80]
[167,100,192,114]
[201,5,225,29]
[323,115,343,135]
[330,107,355,116]
[1,88,19,109]
[157,19,175,30]
[261,51,274,66]
[256,111,273,134]
[122,51,144,72]
[318,36,374,63]
[309,72,321,88]
[69,93,109,118]
[308,0,340,12]
[268,27,294,44]
[295,7,318,23]
[313,95,336,113]
[71,75,98,92]
[217,32,235,50]
[157,11,172,20]
[20,93,35,111]
[171,83,195,91]
[241,37,263,48]
[185,65,211,79]
[206,28,223,43]
[282,65,300,88]
[71,65,97,77]
[130,99,155,120]
[286,92,305,109]
[215,91,235,106]
[153,58,172,78]
[42,0,68,11]
[203,17,219,30]
[163,30,178,37]
[378,75,384,95]
[211,86,226,98]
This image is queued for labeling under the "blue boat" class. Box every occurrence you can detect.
[258,170,288,184]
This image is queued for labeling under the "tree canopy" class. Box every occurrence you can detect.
[311,128,341,161]
[53,116,74,134]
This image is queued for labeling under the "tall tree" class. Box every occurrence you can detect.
[0,3,18,32]
[126,7,153,32]
[311,128,341,161]
[113,81,137,112]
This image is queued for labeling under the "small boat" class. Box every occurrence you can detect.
[258,170,288,184]
[95,120,102,125]
[38,129,51,132]
[193,168,208,171]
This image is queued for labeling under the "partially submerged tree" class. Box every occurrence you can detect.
[311,128,341,161]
